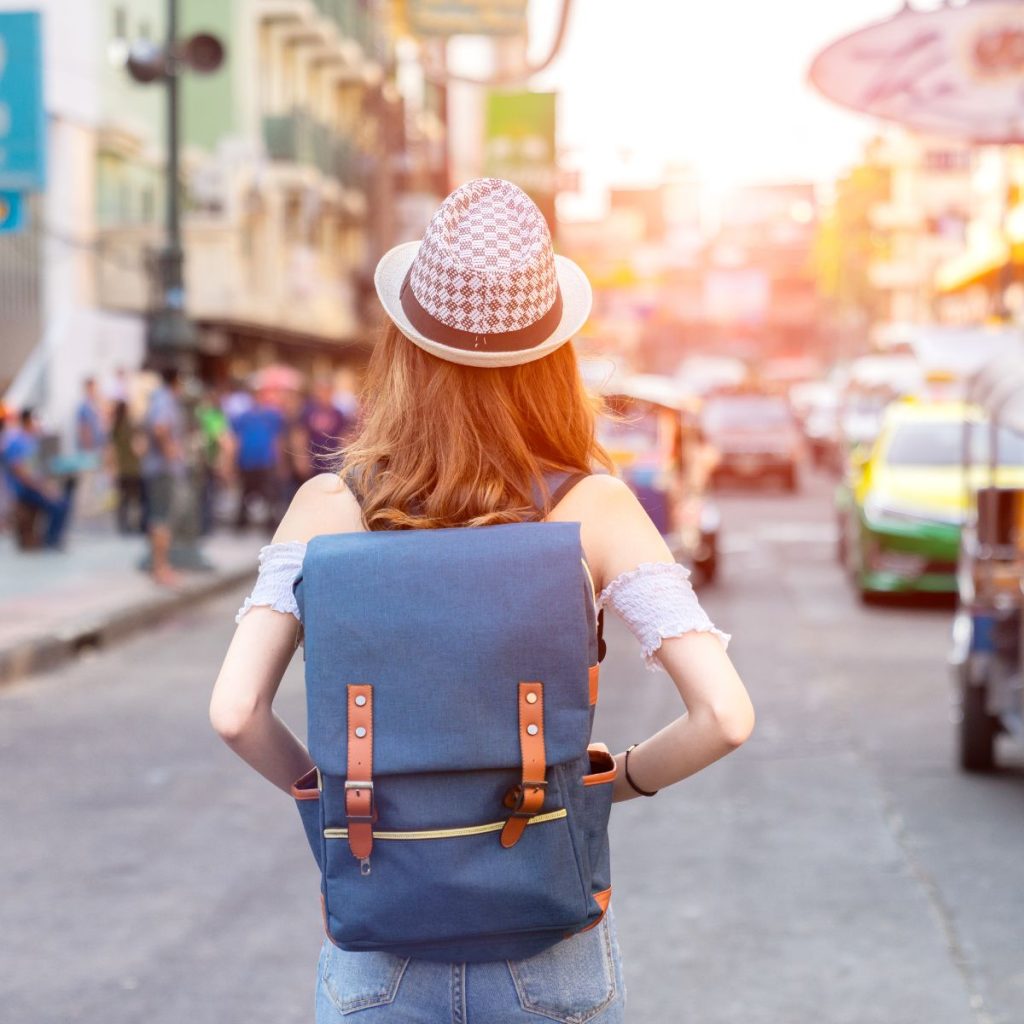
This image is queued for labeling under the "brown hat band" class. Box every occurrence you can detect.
[399,268,564,354]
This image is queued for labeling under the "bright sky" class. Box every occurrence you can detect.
[522,0,906,216]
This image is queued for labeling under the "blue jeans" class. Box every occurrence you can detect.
[17,483,71,548]
[315,905,626,1023]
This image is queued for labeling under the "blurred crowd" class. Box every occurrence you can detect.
[0,365,360,583]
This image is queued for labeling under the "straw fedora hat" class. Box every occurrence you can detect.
[374,178,592,368]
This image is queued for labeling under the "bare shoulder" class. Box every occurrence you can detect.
[272,472,364,544]
[548,473,674,593]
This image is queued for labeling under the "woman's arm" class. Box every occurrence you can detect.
[582,475,755,803]
[609,632,753,803]
[209,473,359,793]
[209,609,311,793]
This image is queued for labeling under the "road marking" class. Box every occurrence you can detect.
[719,522,837,554]
[755,522,838,544]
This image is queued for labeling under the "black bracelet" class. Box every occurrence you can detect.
[624,744,659,797]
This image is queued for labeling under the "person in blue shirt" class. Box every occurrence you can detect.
[141,367,187,586]
[231,388,285,532]
[2,408,72,549]
[301,378,354,466]
[76,377,106,454]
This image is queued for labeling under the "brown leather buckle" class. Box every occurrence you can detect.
[503,780,547,812]
[344,780,376,822]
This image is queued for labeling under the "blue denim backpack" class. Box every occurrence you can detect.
[289,469,614,962]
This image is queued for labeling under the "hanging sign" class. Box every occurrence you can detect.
[405,0,527,37]
[809,1,1024,143]
[485,90,557,233]
[0,189,24,232]
[0,12,46,190]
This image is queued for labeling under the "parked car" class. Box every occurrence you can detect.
[791,380,841,471]
[699,389,803,491]
[836,399,1024,601]
[837,386,891,454]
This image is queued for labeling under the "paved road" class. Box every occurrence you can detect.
[2,472,1023,1024]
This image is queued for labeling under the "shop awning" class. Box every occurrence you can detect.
[935,239,1011,295]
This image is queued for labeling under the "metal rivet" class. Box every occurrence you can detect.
[354,726,367,738]
[527,723,539,736]
[354,695,367,707]
[526,692,538,704]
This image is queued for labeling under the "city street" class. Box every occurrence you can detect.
[2,471,1023,1024]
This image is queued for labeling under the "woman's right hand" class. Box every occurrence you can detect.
[578,475,756,796]
[614,631,754,799]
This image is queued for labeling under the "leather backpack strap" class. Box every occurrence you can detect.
[345,684,376,874]
[344,465,592,520]
[500,681,548,848]
[529,469,607,663]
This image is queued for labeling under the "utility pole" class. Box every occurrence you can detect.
[126,0,224,569]
[154,0,190,360]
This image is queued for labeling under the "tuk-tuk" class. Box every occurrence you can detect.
[593,372,720,584]
[950,354,1024,772]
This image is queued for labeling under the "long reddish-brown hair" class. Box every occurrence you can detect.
[334,321,616,530]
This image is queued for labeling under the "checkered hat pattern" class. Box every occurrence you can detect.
[407,179,559,336]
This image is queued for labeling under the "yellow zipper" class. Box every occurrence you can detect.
[324,808,567,841]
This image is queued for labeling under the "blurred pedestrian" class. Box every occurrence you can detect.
[281,388,311,506]
[75,376,111,519]
[196,386,232,536]
[230,387,284,533]
[301,377,353,471]
[0,403,11,534]
[109,400,144,534]
[222,379,253,422]
[333,367,360,439]
[2,408,72,550]
[107,365,131,405]
[141,367,186,587]
[76,377,107,454]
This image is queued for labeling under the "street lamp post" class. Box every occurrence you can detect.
[126,0,224,570]
[149,0,195,364]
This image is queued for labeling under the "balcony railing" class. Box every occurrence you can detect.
[264,110,318,166]
[95,221,360,341]
[263,110,362,187]
[314,0,374,52]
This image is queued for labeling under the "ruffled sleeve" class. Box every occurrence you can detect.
[235,541,308,624]
[596,561,730,673]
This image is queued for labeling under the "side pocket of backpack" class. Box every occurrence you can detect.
[292,766,325,873]
[579,746,615,911]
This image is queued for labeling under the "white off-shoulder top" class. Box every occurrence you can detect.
[236,541,730,674]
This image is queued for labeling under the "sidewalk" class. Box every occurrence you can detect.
[0,524,261,687]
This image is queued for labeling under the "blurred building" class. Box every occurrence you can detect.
[818,130,975,353]
[703,181,820,360]
[0,0,122,438]
[432,8,562,237]
[96,0,423,381]
[866,133,973,341]
[561,172,820,375]
[2,0,444,433]
[934,145,1024,328]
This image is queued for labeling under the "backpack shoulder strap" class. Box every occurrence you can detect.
[341,466,362,506]
[342,464,595,519]
[527,469,591,522]
[529,467,607,662]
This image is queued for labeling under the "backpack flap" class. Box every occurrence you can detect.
[294,520,595,779]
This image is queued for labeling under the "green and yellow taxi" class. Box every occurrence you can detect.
[836,399,1024,599]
